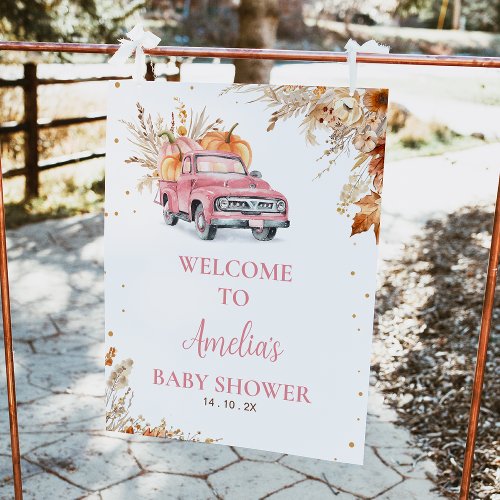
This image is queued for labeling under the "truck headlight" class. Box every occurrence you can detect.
[217,197,229,210]
[277,200,286,212]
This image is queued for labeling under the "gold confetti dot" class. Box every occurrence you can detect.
[349,442,355,448]
[358,391,363,397]
[121,284,125,288]
[115,82,120,88]
[350,271,355,276]
[364,293,370,298]
[104,212,109,217]
[125,190,130,195]
[352,313,357,318]
[108,331,113,337]
[114,138,119,143]
[114,211,119,216]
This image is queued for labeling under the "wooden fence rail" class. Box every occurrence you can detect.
[0,63,133,199]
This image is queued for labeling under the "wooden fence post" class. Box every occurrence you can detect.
[24,63,39,199]
[146,61,155,81]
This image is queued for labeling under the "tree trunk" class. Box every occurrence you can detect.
[452,0,461,29]
[234,0,280,84]
[277,0,305,39]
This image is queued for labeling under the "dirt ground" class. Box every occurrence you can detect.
[373,206,499,498]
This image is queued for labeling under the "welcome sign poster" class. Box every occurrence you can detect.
[104,81,388,464]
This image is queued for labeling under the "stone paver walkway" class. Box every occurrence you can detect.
[0,215,440,499]
[4,140,499,499]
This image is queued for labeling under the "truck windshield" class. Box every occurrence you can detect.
[195,155,246,175]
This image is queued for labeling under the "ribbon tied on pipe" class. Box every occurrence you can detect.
[109,24,161,81]
[344,39,390,95]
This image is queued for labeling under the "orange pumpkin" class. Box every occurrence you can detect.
[200,123,252,167]
[160,155,182,181]
[157,130,202,181]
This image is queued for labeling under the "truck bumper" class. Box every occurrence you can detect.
[211,219,290,229]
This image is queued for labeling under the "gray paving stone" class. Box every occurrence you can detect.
[0,471,87,500]
[365,421,410,448]
[131,439,238,475]
[367,390,397,423]
[32,332,97,356]
[0,431,72,456]
[280,447,401,498]
[0,364,51,410]
[26,433,140,491]
[267,479,353,499]
[378,478,443,499]
[209,461,304,499]
[6,233,52,257]
[50,306,104,341]
[0,456,41,483]
[9,264,76,317]
[376,447,438,480]
[233,446,285,462]
[10,311,58,342]
[67,267,104,295]
[100,472,215,499]
[17,393,101,430]
[24,353,102,397]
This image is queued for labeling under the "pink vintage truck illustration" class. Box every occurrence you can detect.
[155,151,290,241]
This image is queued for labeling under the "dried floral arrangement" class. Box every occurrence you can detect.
[222,84,388,243]
[105,347,218,443]
[121,100,223,193]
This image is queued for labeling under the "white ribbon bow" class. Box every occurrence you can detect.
[109,24,161,81]
[345,39,390,95]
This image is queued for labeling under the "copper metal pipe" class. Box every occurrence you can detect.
[459,175,500,499]
[0,156,23,499]
[1,41,500,67]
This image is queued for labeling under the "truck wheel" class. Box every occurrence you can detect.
[252,227,277,241]
[163,200,178,226]
[194,204,217,240]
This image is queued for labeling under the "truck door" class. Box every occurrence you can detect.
[177,157,193,214]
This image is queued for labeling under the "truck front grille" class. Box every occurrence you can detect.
[218,197,281,213]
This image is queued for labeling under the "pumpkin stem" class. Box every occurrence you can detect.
[158,129,176,144]
[158,130,183,160]
[226,123,239,143]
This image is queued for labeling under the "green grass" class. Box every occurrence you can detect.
[388,130,488,161]
[4,161,105,230]
[386,110,492,161]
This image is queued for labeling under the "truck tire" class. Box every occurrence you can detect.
[252,227,277,241]
[194,204,217,240]
[163,198,178,226]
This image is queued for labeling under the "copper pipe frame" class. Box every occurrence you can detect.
[459,176,500,499]
[0,156,23,499]
[0,41,500,67]
[0,42,498,500]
